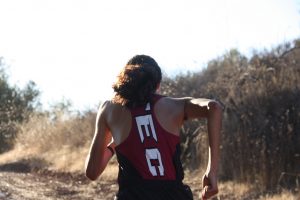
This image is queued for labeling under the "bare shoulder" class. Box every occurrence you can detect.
[96,100,118,120]
[96,100,111,114]
[158,96,190,107]
[98,100,123,112]
[99,100,131,123]
[155,96,188,118]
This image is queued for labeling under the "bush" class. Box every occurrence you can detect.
[161,40,300,190]
[0,57,40,153]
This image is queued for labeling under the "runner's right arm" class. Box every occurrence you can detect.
[85,101,114,180]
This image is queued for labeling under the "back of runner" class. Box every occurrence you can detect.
[85,55,222,200]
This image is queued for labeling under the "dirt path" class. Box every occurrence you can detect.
[0,161,260,200]
[0,171,205,200]
[0,170,261,200]
[0,158,298,199]
[0,168,207,200]
[0,170,118,200]
[0,170,243,200]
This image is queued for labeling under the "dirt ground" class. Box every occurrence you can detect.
[0,160,214,200]
[0,170,246,200]
[0,171,118,200]
[0,169,227,200]
[0,160,294,200]
[0,165,118,200]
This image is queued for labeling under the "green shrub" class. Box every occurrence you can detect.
[0,57,40,153]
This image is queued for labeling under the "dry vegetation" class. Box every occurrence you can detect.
[160,40,300,198]
[12,110,96,172]
[1,39,300,199]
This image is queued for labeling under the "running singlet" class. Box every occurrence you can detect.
[115,95,193,200]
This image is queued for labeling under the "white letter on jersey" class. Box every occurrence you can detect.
[135,115,158,143]
[145,148,164,176]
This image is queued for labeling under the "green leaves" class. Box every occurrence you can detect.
[0,58,40,153]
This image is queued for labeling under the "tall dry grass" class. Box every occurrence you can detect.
[161,40,300,192]
[13,110,96,172]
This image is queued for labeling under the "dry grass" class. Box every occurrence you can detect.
[4,109,119,176]
[0,146,39,165]
[218,181,253,198]
[161,42,300,190]
[9,111,96,172]
[259,190,300,200]
[182,171,300,199]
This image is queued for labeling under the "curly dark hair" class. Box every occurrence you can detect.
[112,55,162,108]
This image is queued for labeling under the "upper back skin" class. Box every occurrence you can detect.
[103,96,185,146]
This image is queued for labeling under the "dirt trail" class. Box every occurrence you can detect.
[0,161,256,200]
[0,170,119,200]
[0,170,238,200]
[0,160,119,200]
[0,166,206,200]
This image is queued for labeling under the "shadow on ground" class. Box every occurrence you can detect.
[0,158,48,173]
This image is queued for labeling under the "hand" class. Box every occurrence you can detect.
[201,172,218,199]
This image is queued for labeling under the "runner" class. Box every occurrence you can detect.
[85,55,222,200]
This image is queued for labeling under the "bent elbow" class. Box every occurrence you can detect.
[85,167,99,181]
[85,171,98,181]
